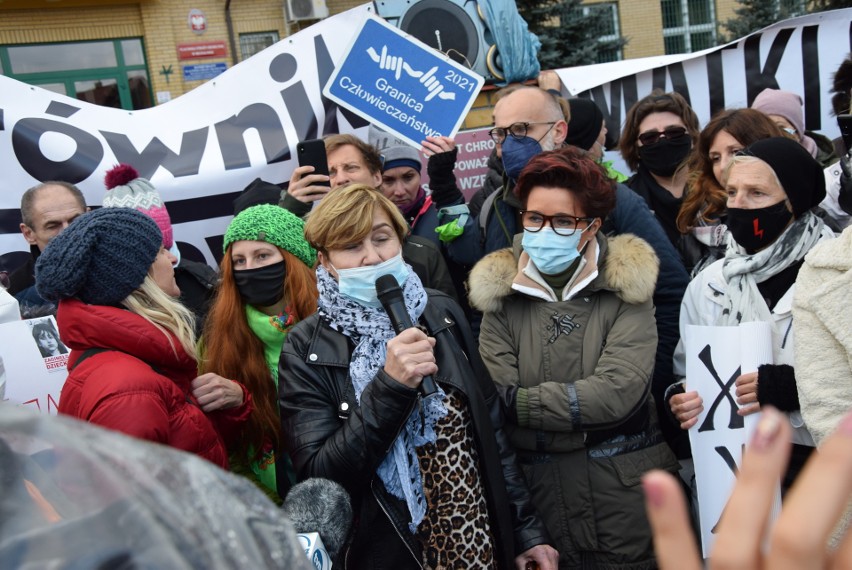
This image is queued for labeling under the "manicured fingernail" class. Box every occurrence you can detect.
[642,473,666,508]
[838,408,852,435]
[751,407,782,452]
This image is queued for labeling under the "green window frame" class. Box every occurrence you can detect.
[0,38,153,110]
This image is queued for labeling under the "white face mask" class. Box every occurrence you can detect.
[332,251,410,308]
[691,224,727,247]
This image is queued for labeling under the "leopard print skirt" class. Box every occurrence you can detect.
[416,388,497,569]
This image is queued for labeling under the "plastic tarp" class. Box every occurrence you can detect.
[479,0,541,85]
[0,404,311,570]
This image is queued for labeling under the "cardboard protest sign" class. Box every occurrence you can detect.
[685,321,781,556]
[1,316,68,414]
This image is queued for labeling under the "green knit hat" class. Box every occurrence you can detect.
[223,204,316,267]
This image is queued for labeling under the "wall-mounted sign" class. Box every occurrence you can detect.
[177,41,228,60]
[188,9,207,35]
[183,62,227,82]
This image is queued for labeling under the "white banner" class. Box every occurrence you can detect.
[685,323,781,557]
[0,4,375,270]
[557,10,852,152]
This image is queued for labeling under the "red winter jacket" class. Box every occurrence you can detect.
[56,298,251,469]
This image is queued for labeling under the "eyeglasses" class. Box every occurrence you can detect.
[488,122,557,144]
[520,210,595,236]
[637,126,688,146]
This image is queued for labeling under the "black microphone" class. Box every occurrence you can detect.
[281,478,353,561]
[375,274,438,397]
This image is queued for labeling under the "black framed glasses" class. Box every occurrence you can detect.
[520,210,595,236]
[637,126,688,146]
[488,121,557,144]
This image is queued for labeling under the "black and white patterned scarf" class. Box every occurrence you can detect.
[315,265,447,533]
[719,211,825,326]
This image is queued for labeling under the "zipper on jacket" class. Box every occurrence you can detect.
[371,479,423,568]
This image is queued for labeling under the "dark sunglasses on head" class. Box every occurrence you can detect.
[637,126,688,146]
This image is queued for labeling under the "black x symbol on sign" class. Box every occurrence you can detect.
[697,345,744,432]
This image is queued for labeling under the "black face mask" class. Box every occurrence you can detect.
[638,137,692,177]
[233,259,286,307]
[726,201,793,252]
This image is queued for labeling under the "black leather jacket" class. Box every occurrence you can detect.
[279,291,551,569]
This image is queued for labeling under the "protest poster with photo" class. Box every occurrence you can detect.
[0,316,68,414]
[684,321,782,556]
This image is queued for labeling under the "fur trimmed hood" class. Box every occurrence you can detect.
[468,233,659,313]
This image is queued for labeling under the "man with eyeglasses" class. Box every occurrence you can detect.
[427,87,567,264]
[429,86,690,461]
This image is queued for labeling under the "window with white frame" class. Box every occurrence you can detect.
[239,32,280,61]
[661,0,716,54]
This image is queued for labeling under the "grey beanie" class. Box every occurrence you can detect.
[36,208,163,306]
[368,125,422,172]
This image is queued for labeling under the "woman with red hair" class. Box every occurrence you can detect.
[468,147,680,568]
[201,204,318,503]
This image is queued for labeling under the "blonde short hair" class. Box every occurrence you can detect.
[304,184,408,253]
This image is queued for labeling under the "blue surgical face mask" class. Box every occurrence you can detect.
[521,226,589,275]
[501,136,543,182]
[332,250,410,308]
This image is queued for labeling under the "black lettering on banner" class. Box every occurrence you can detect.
[313,34,370,134]
[651,63,691,105]
[0,108,4,131]
[11,102,104,184]
[744,29,794,105]
[668,63,691,105]
[100,128,208,179]
[697,344,744,432]
[710,444,745,534]
[270,52,321,142]
[801,25,820,131]
[652,67,666,94]
[204,234,226,265]
[705,50,726,117]
[215,103,289,170]
[582,76,638,147]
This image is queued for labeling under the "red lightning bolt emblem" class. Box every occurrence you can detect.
[753,218,764,239]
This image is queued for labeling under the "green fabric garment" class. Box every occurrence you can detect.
[540,257,582,296]
[244,304,297,495]
[435,219,464,243]
[246,304,290,386]
[600,160,629,183]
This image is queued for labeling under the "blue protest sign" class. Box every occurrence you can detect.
[323,14,484,149]
[183,63,227,82]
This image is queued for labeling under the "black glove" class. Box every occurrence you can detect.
[427,147,463,208]
[756,364,800,412]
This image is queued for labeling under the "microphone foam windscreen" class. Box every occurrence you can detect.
[281,477,353,559]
